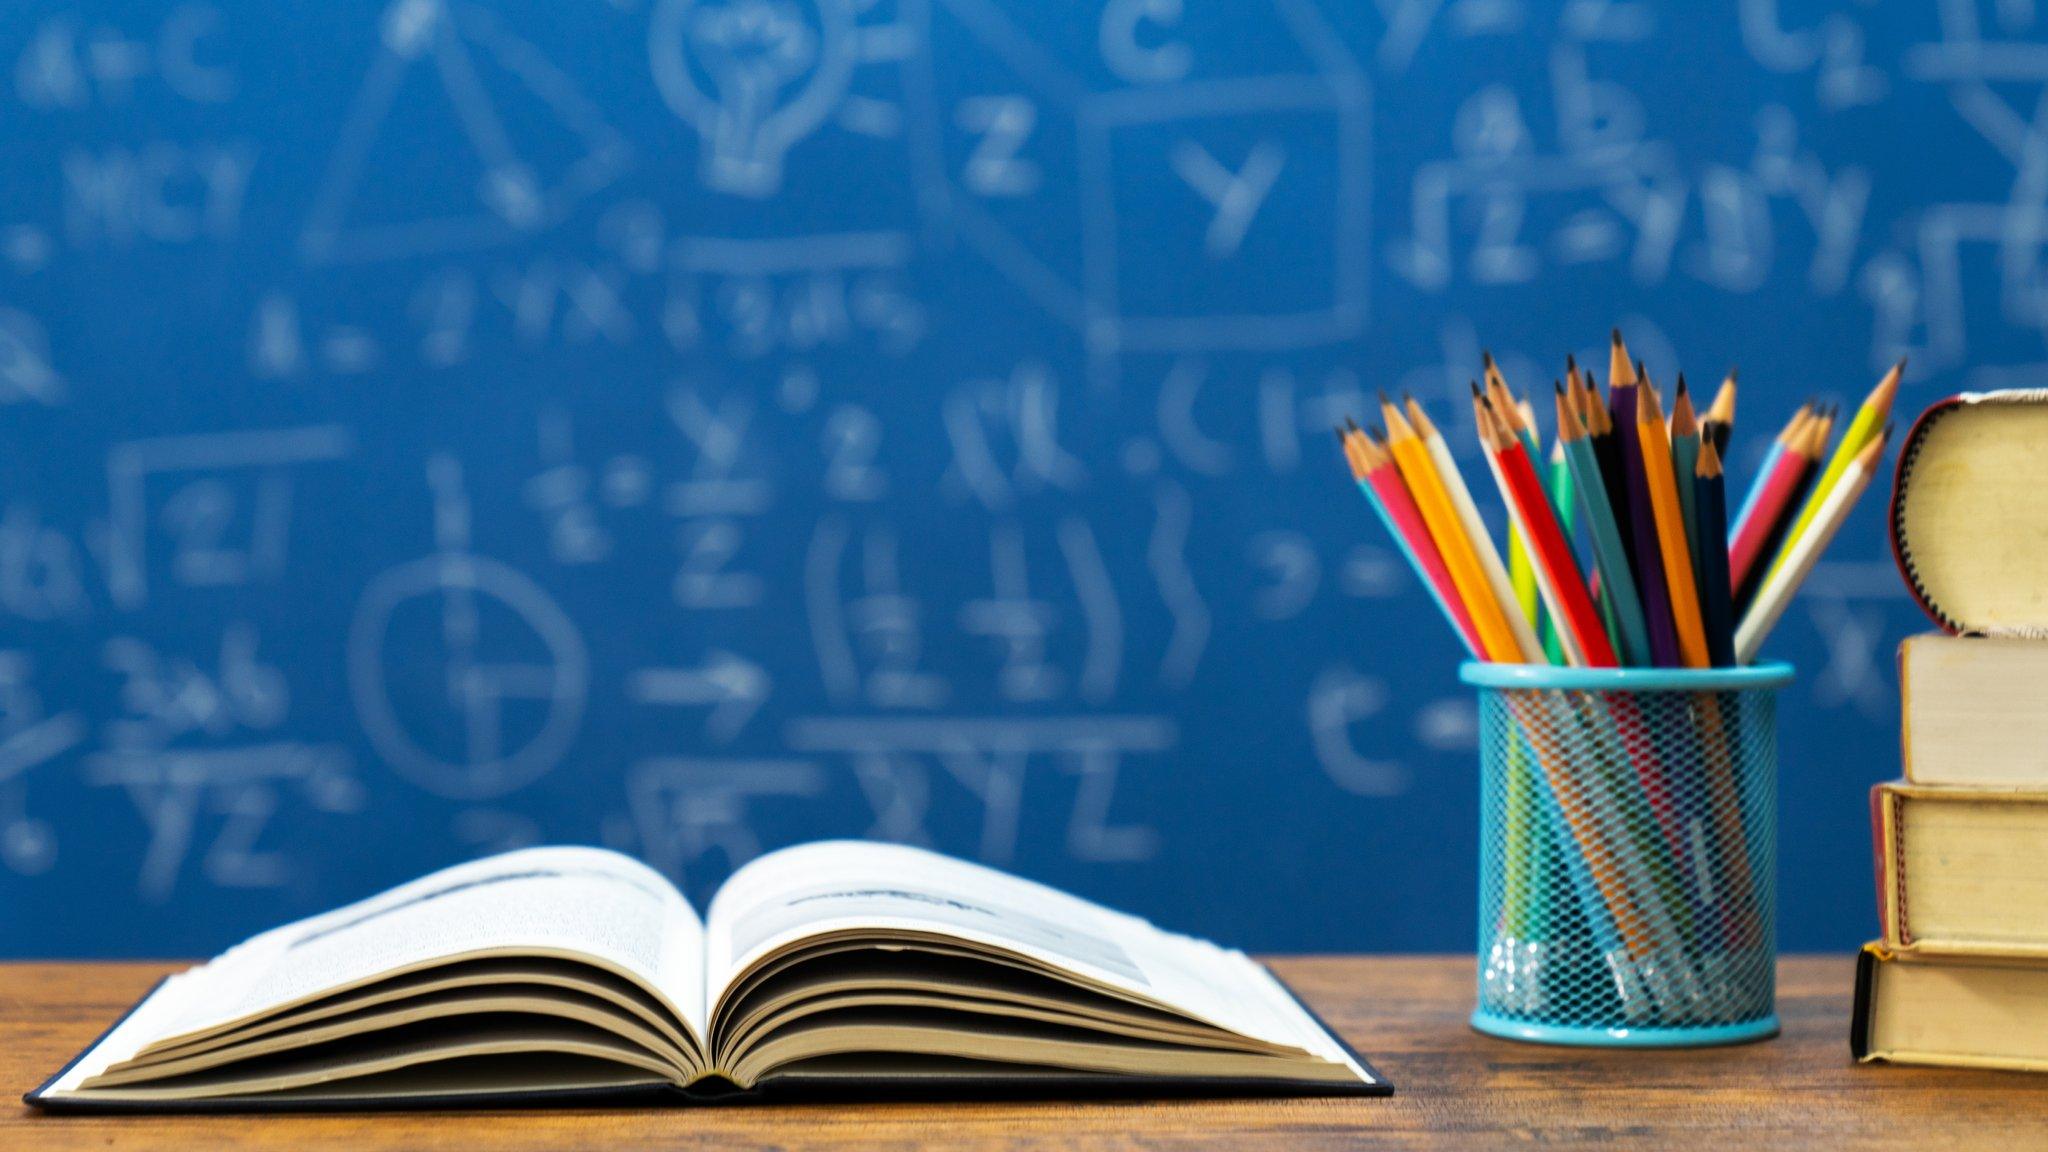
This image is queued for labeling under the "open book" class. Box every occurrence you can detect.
[29,842,1383,1110]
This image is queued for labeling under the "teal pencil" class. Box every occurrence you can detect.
[1556,381,1653,667]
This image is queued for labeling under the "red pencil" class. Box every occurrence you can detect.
[1727,417,1818,594]
[1479,402,1619,667]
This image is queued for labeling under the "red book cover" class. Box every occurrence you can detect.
[1870,783,1892,944]
[1887,394,1967,634]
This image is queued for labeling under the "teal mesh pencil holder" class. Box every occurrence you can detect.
[1462,661,1793,1047]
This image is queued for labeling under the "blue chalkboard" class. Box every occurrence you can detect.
[0,0,2016,957]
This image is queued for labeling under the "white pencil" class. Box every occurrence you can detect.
[1734,433,1887,665]
[1474,396,1586,667]
[1402,396,1544,663]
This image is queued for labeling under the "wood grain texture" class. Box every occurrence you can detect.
[5,956,2046,1150]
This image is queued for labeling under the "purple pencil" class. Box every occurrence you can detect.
[1611,378,1682,667]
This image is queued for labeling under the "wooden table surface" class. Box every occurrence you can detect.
[4,955,2044,1149]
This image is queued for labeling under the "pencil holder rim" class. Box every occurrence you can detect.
[1457,660,1794,691]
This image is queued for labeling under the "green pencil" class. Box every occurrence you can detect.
[1540,438,1576,665]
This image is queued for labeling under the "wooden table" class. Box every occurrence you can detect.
[4,955,2043,1149]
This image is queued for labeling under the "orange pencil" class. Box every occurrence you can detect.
[1382,400,1525,662]
[1635,378,1711,669]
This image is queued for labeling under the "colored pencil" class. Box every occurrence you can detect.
[1401,395,1543,663]
[1736,431,1889,664]
[1726,417,1816,602]
[1489,377,1550,649]
[1693,439,1737,667]
[1473,392,1581,666]
[1761,359,1902,587]
[1704,369,1736,456]
[1736,407,1830,614]
[1478,398,1617,667]
[1637,378,1712,669]
[1383,399,1528,663]
[1613,376,1681,666]
[1669,378,1705,608]
[1542,437,1576,665]
[1342,426,1484,658]
[1557,381,1654,667]
[1729,403,1809,539]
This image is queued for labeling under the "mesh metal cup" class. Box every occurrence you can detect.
[1462,661,1793,1047]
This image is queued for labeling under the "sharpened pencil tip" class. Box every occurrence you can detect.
[1611,328,1622,344]
[1345,415,1360,431]
[1675,373,1688,395]
[1469,379,1483,398]
[1482,349,1496,369]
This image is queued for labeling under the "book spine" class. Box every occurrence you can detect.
[1887,396,1966,634]
[1875,783,1908,947]
[1849,944,1880,1063]
[1898,638,1915,784]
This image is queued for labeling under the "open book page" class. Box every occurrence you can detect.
[44,847,707,1095]
[701,841,1368,1080]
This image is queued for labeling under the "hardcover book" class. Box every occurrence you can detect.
[28,843,1384,1110]
[1854,944,2048,1072]
[1899,633,2048,786]
[1873,783,2048,956]
[1889,390,2048,635]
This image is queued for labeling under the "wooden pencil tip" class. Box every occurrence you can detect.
[1675,373,1688,395]
[1468,379,1484,398]
[1482,349,1497,369]
[1345,415,1361,431]
[1611,327,1623,345]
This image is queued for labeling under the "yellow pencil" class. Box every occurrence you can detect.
[1636,379,1711,669]
[1763,359,1901,586]
[1399,395,1542,662]
[1383,400,1527,663]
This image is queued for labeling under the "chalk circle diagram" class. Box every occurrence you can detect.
[348,553,589,800]
[302,0,632,263]
[649,0,859,197]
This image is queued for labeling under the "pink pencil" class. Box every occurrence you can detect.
[1727,441,1810,594]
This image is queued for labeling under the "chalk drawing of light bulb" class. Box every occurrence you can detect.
[649,0,857,197]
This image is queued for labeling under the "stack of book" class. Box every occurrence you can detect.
[1855,392,2048,1072]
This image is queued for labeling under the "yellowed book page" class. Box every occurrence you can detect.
[1869,955,2048,1072]
[1902,635,2048,785]
[1894,788,2048,949]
